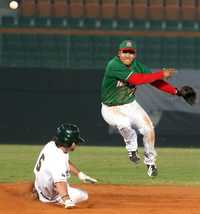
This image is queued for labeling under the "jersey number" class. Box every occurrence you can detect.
[36,153,45,172]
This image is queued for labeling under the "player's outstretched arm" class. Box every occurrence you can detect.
[78,172,98,184]
[151,80,177,95]
[151,81,197,105]
[127,68,177,85]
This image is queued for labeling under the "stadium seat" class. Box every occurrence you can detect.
[67,17,97,29]
[83,18,98,29]
[67,17,85,29]
[117,0,132,19]
[84,0,100,18]
[132,19,147,30]
[115,19,133,30]
[69,0,84,18]
[165,20,182,31]
[52,0,69,17]
[19,0,36,16]
[164,0,180,20]
[196,2,200,20]
[132,0,148,20]
[49,17,68,28]
[101,0,117,18]
[18,16,35,27]
[148,20,163,30]
[180,0,197,20]
[37,0,52,17]
[100,18,116,30]
[100,18,147,31]
[148,0,165,20]
[1,16,15,27]
[182,20,199,31]
[34,17,50,27]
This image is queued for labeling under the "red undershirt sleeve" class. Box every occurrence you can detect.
[127,71,164,85]
[151,80,177,95]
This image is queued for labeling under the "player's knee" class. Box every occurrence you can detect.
[139,123,155,136]
[118,126,136,141]
[147,126,155,136]
[76,189,88,203]
[81,190,88,202]
[68,188,88,203]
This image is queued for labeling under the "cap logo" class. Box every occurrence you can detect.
[126,41,132,47]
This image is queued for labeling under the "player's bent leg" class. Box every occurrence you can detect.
[118,126,140,164]
[140,125,158,177]
[139,122,157,165]
[33,181,53,203]
[130,101,158,176]
[101,103,140,164]
[68,186,88,204]
[118,126,138,151]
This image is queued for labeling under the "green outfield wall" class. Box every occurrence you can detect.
[0,67,199,147]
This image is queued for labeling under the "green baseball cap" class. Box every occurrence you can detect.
[119,40,137,51]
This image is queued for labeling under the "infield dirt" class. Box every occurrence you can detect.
[0,182,200,214]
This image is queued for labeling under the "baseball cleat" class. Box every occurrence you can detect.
[147,165,158,177]
[128,150,140,164]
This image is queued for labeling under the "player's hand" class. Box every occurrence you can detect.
[64,199,75,209]
[163,68,177,79]
[78,172,98,184]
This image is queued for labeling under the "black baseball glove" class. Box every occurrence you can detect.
[177,86,197,105]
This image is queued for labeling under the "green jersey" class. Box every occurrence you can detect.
[101,56,151,106]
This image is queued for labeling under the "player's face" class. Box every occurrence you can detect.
[118,49,136,66]
[67,142,77,152]
[62,142,77,153]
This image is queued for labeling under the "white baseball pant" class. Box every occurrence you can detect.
[34,181,88,205]
[101,100,157,165]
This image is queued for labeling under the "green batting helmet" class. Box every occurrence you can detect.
[56,123,86,147]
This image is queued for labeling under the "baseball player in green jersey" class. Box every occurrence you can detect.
[101,40,179,177]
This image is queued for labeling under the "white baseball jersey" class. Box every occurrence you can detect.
[34,141,70,202]
[34,141,88,204]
